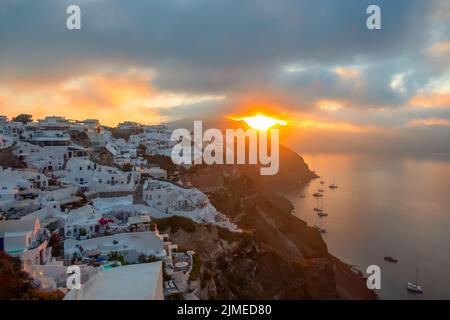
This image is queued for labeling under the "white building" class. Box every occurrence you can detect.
[0,168,49,205]
[64,261,164,300]
[143,165,167,179]
[0,218,52,272]
[143,179,183,213]
[0,134,14,149]
[62,157,139,192]
[118,121,142,130]
[63,205,104,240]
[142,179,238,230]
[64,231,165,263]
[14,141,88,173]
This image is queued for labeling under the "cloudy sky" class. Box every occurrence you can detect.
[0,0,449,153]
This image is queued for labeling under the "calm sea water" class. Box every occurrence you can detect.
[286,153,450,300]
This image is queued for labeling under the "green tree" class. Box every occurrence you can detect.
[12,114,33,124]
[107,251,126,265]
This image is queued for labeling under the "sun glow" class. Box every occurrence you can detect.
[237,114,287,131]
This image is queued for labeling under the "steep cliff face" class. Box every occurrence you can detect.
[175,148,376,300]
[159,221,339,299]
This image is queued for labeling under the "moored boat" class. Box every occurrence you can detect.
[406,268,423,294]
[384,256,398,263]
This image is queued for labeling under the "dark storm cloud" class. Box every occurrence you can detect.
[0,1,438,82]
[0,0,448,122]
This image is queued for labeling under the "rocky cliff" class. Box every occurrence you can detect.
[156,147,377,300]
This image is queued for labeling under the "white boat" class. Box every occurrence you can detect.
[407,282,423,293]
[406,269,423,294]
[329,183,338,189]
[318,211,328,217]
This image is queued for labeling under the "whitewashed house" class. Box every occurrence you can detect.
[143,165,167,179]
[14,141,88,173]
[64,231,165,263]
[62,157,139,192]
[142,179,238,230]
[64,262,164,300]
[0,168,49,203]
[0,218,52,272]
[63,205,104,240]
[118,121,142,130]
[143,179,183,213]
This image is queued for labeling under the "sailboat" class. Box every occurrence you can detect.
[313,206,327,233]
[317,211,328,217]
[406,268,423,294]
[316,196,328,217]
[329,179,338,189]
[313,184,323,197]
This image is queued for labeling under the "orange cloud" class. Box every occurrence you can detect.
[428,42,450,56]
[317,99,343,111]
[0,69,224,126]
[334,67,360,79]
[408,118,450,127]
[410,93,450,107]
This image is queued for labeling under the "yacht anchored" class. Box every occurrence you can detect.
[406,268,423,294]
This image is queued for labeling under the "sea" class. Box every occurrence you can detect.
[286,152,450,299]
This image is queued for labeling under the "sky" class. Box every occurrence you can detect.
[0,0,449,154]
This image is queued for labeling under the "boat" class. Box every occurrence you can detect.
[406,268,423,294]
[313,225,326,233]
[318,189,325,192]
[320,181,324,184]
[329,182,338,189]
[313,184,324,197]
[316,196,328,217]
[384,256,398,263]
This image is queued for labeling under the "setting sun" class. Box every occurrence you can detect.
[237,114,287,131]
